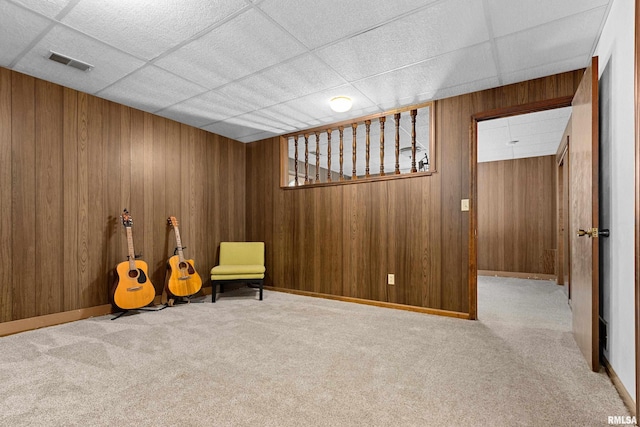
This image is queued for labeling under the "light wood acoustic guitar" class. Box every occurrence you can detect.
[111,209,156,310]
[165,216,202,303]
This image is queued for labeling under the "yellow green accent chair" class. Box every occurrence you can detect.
[210,242,265,302]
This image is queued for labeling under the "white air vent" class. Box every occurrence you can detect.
[48,51,94,72]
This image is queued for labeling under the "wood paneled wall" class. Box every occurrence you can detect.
[0,67,246,322]
[246,70,583,315]
[477,156,557,274]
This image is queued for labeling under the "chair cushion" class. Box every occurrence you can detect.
[211,273,265,281]
[211,264,265,276]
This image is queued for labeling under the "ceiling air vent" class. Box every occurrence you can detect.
[48,51,94,72]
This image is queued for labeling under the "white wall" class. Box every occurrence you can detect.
[594,0,636,402]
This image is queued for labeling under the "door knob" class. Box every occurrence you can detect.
[577,228,608,238]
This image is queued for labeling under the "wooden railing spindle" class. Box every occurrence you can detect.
[351,123,358,180]
[379,117,386,176]
[327,128,332,182]
[294,136,299,186]
[315,131,320,183]
[304,133,310,184]
[410,109,417,173]
[365,120,371,178]
[339,126,344,181]
[394,113,401,175]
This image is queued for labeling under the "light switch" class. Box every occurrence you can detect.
[461,199,469,211]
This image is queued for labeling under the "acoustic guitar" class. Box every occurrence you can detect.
[165,216,202,301]
[111,209,156,310]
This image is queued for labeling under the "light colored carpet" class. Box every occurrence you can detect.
[0,277,630,426]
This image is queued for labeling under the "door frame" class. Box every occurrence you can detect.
[469,96,574,320]
[634,0,639,417]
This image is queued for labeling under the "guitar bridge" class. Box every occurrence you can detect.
[178,276,192,281]
[126,286,143,292]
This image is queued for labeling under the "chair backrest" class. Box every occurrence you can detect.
[219,242,265,266]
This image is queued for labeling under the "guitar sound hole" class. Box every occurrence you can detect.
[179,262,188,270]
[128,269,139,279]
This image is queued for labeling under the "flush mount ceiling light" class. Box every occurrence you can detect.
[329,96,352,113]
[506,140,519,146]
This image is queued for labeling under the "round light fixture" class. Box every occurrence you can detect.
[329,96,352,113]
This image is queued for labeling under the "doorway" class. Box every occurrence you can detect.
[476,106,571,292]
[471,98,574,323]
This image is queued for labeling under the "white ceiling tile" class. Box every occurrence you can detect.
[61,0,248,60]
[156,90,256,128]
[316,0,490,82]
[252,84,379,130]
[478,107,570,162]
[237,131,279,143]
[487,0,610,38]
[495,7,605,74]
[14,24,145,94]
[215,54,345,111]
[203,113,293,140]
[11,0,72,18]
[0,2,52,66]
[154,8,305,89]
[353,43,498,105]
[258,0,438,49]
[499,55,588,87]
[97,66,207,113]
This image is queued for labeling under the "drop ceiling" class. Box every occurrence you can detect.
[1,0,611,143]
[478,107,572,162]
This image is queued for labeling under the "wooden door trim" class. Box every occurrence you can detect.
[469,96,573,320]
[634,0,639,417]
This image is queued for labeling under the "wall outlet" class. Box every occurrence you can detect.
[387,274,395,285]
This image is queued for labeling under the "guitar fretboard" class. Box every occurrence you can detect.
[126,226,136,271]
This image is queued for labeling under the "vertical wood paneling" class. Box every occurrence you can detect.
[0,68,12,322]
[246,70,582,315]
[35,80,64,316]
[63,88,79,311]
[77,92,90,311]
[11,73,37,320]
[477,156,557,274]
[0,67,246,323]
[151,115,167,291]
[87,96,106,306]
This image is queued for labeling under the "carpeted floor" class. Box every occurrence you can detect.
[0,277,631,426]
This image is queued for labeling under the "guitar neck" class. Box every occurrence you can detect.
[173,226,185,262]
[126,226,136,270]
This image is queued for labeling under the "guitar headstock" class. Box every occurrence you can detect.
[121,209,133,228]
[168,216,178,228]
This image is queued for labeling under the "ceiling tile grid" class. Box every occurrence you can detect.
[315,0,491,83]
[257,0,438,50]
[96,65,208,114]
[0,0,613,144]
[153,8,306,90]
[0,1,53,66]
[13,24,146,94]
[59,0,249,60]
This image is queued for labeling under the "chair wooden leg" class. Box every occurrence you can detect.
[211,282,216,303]
[259,280,263,300]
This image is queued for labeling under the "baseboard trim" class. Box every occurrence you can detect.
[478,270,556,281]
[603,355,637,417]
[0,304,114,337]
[265,286,470,320]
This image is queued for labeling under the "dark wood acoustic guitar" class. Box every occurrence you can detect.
[165,216,202,303]
[111,209,156,310]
